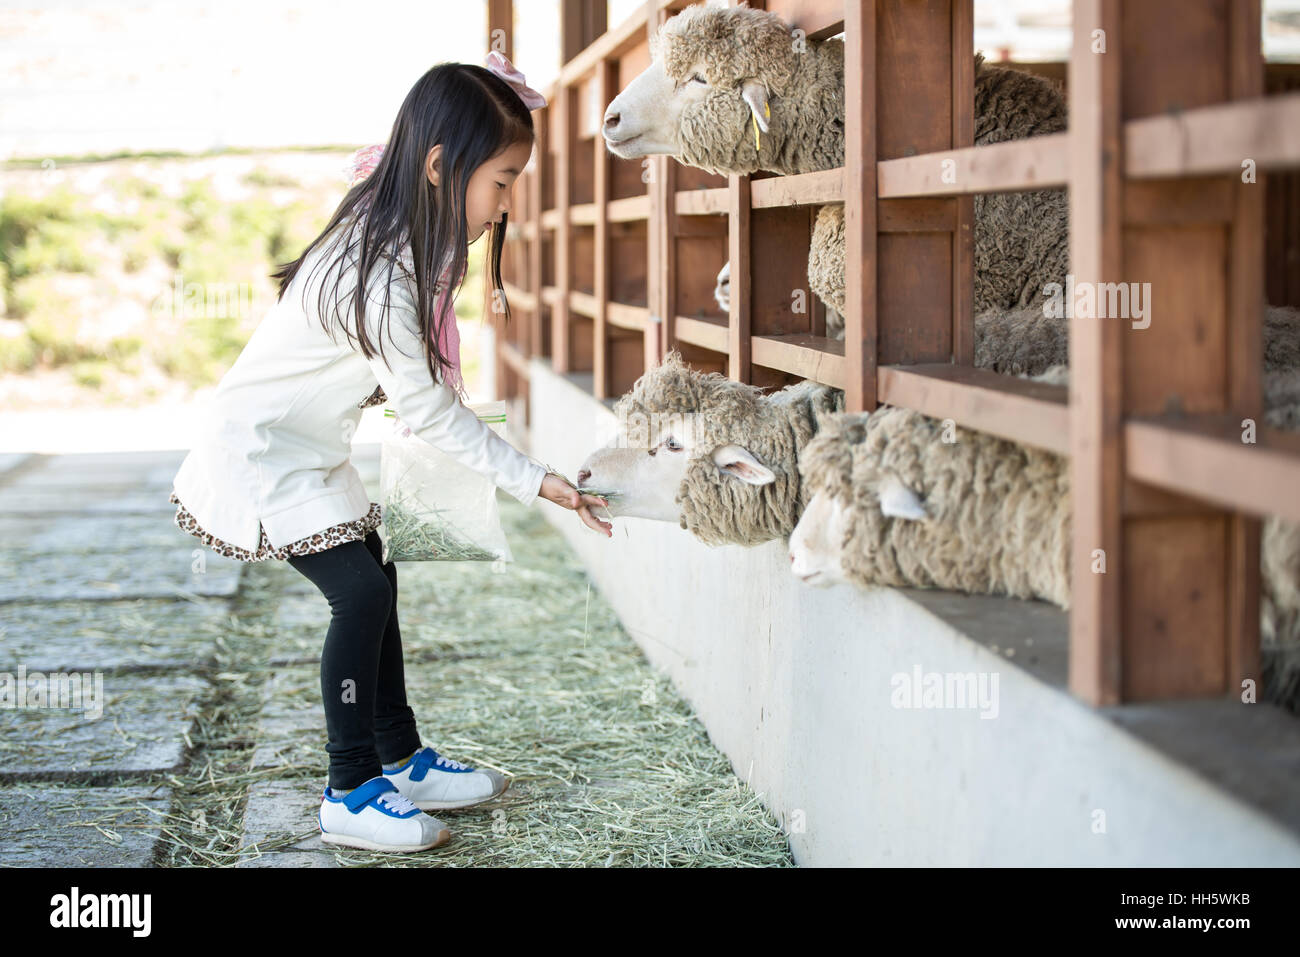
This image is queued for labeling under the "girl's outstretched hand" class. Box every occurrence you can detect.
[539,472,612,537]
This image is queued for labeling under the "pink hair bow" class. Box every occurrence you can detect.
[343,144,384,189]
[484,51,547,110]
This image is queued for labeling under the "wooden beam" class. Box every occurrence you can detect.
[876,133,1069,197]
[500,341,531,379]
[750,169,844,207]
[878,365,1070,455]
[607,301,649,331]
[502,281,537,311]
[673,315,729,354]
[1125,417,1300,525]
[676,188,729,216]
[1125,91,1300,179]
[608,195,650,221]
[751,334,846,385]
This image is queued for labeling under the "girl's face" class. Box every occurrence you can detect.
[425,138,534,243]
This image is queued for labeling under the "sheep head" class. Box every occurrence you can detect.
[602,2,842,177]
[577,350,843,546]
[791,408,943,588]
[788,409,869,585]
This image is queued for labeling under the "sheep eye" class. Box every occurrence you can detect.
[665,436,682,451]
[691,73,707,84]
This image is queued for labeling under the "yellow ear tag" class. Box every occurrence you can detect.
[752,103,770,152]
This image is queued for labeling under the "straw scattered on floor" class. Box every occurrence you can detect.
[151,494,793,867]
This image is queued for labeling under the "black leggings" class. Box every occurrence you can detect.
[287,529,423,790]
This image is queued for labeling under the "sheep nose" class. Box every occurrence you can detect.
[576,469,591,486]
[603,110,620,134]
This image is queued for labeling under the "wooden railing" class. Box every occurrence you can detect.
[491,0,1300,708]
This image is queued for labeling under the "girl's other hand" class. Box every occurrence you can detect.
[539,473,612,538]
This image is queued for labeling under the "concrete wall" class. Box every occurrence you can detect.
[518,355,1300,866]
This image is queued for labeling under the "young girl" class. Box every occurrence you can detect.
[168,53,612,854]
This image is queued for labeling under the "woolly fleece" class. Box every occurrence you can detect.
[612,350,843,546]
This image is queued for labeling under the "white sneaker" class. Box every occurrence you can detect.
[384,746,510,810]
[318,776,450,852]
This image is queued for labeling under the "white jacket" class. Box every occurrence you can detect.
[170,225,547,552]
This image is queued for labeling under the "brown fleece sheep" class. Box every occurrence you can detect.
[605,3,1072,337]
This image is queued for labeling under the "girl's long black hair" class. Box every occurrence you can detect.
[271,61,533,392]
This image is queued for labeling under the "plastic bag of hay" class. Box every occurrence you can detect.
[378,400,514,565]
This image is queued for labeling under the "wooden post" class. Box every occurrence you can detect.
[844,0,876,413]
[1068,0,1124,705]
[554,85,572,374]
[1226,0,1265,697]
[727,172,752,384]
[594,59,612,398]
[529,101,546,366]
[648,151,674,371]
[487,0,513,408]
[951,0,975,367]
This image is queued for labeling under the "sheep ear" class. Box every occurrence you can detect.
[712,444,776,486]
[741,80,770,133]
[879,474,927,521]
[813,397,854,433]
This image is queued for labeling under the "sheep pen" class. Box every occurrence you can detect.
[603,1,1071,341]
[578,302,1300,546]
[788,373,1300,712]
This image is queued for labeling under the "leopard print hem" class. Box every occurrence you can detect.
[358,385,387,409]
[169,491,383,563]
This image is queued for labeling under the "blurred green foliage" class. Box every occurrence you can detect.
[0,158,340,389]
[0,153,496,401]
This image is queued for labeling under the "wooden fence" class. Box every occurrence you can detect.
[489,0,1300,707]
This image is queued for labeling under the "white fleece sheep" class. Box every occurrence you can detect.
[575,349,843,546]
[789,368,1300,711]
[789,377,1072,606]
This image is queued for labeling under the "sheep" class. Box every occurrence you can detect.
[604,2,845,178]
[603,1,1071,338]
[788,369,1300,711]
[575,349,843,547]
[789,390,1071,606]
